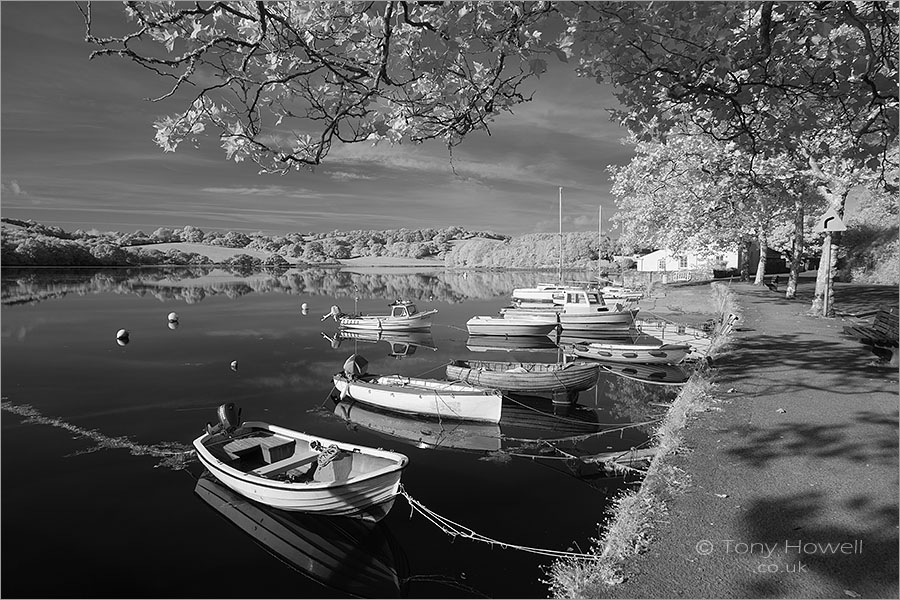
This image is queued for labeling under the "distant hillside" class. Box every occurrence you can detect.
[0,218,628,270]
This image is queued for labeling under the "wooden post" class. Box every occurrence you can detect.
[822,232,832,318]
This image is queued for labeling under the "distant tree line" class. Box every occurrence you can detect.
[0,219,514,267]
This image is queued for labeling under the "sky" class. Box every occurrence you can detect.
[1,2,635,237]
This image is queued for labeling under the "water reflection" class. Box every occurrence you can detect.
[464,334,558,353]
[322,330,438,359]
[334,400,502,452]
[334,394,609,453]
[1,266,600,306]
[195,474,406,598]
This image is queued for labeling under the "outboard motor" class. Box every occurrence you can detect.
[343,354,368,378]
[321,305,342,322]
[216,402,241,433]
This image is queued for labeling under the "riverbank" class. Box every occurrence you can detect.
[550,276,899,598]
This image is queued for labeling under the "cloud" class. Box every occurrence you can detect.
[572,215,592,227]
[200,185,322,199]
[327,170,376,182]
[4,180,26,195]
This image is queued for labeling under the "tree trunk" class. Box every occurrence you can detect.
[786,200,804,299]
[740,236,752,282]
[753,231,768,285]
[807,156,851,317]
[810,237,829,315]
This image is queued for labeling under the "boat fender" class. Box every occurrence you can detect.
[216,403,241,433]
[343,354,369,378]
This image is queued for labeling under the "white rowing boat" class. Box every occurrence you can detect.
[332,355,502,423]
[193,404,408,520]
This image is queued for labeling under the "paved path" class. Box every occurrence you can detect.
[603,277,899,599]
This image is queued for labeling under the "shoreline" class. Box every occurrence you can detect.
[548,282,739,593]
[549,278,899,598]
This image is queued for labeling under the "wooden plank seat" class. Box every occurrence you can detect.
[251,450,320,477]
[843,307,898,365]
[842,308,899,348]
[223,435,296,463]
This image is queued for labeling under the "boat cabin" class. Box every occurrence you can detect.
[562,289,608,307]
[389,301,419,318]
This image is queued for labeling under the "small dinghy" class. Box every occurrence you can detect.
[564,340,691,364]
[192,403,408,521]
[465,314,558,336]
[446,359,600,393]
[332,355,503,423]
[597,360,692,385]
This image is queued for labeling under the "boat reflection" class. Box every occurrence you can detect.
[334,400,502,451]
[465,334,558,353]
[554,327,647,346]
[322,329,437,359]
[194,474,406,599]
[334,393,605,452]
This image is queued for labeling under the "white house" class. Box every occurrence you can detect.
[635,249,739,273]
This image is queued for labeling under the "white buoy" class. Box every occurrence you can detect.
[230,360,238,372]
[116,329,129,340]
[167,312,179,323]
[301,302,309,311]
[301,307,309,316]
[168,321,179,330]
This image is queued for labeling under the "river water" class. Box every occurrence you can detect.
[1,267,683,598]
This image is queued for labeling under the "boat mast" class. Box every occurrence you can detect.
[598,204,602,281]
[558,186,563,283]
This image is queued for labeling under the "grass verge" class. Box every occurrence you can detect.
[545,282,741,597]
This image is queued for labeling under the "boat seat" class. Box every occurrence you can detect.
[251,450,319,477]
[223,435,295,463]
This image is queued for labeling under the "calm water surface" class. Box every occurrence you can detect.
[1,267,682,598]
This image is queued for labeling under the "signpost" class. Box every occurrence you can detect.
[814,209,847,317]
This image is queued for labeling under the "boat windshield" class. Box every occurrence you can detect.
[586,293,604,305]
[391,304,415,317]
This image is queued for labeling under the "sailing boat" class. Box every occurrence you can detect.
[511,187,576,305]
[506,189,638,328]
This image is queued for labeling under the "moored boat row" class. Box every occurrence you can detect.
[193,280,705,527]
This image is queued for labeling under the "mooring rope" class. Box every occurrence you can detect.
[500,392,650,428]
[397,485,599,561]
[414,360,453,379]
[500,418,662,444]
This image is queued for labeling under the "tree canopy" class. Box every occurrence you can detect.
[81,1,897,175]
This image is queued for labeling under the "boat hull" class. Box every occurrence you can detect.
[502,306,637,329]
[339,310,436,331]
[193,422,407,520]
[446,360,599,393]
[567,342,691,364]
[465,315,558,336]
[333,373,503,423]
[598,361,691,385]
